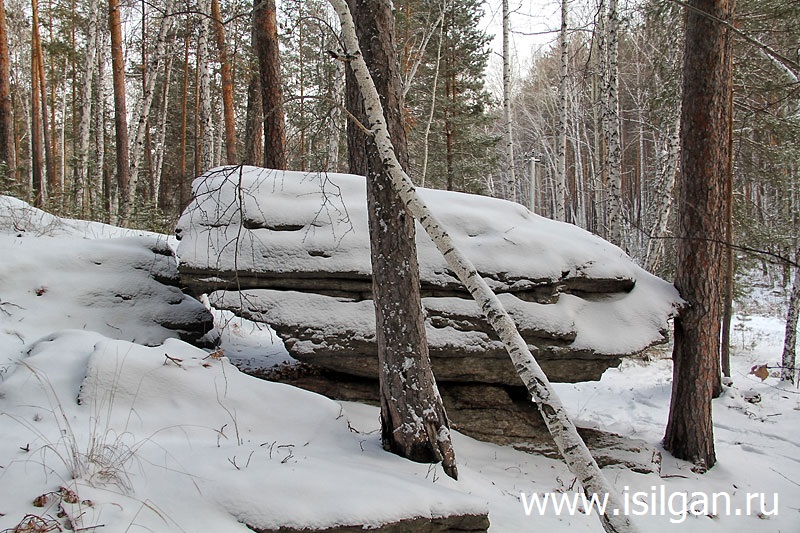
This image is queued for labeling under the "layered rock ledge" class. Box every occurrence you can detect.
[176,166,680,467]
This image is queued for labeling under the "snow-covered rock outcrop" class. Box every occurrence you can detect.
[176,166,681,385]
[0,196,214,346]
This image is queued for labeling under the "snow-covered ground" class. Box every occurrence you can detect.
[1,196,798,532]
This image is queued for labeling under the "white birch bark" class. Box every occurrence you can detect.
[603,0,623,247]
[92,19,107,217]
[198,0,214,172]
[501,0,517,202]
[644,120,680,273]
[75,0,100,215]
[328,1,637,530]
[326,58,344,172]
[401,2,446,100]
[420,14,444,188]
[554,0,568,222]
[152,33,174,205]
[126,0,174,213]
[782,249,800,383]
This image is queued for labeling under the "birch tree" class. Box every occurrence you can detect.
[329,0,636,530]
[197,0,214,172]
[782,248,800,383]
[643,121,680,273]
[554,0,568,222]
[600,0,623,247]
[125,0,175,217]
[74,0,100,215]
[501,0,516,202]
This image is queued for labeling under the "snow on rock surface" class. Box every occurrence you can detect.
[0,331,487,532]
[0,196,213,346]
[176,166,681,382]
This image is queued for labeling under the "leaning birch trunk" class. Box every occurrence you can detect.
[328,1,636,531]
[501,0,516,203]
[127,0,174,214]
[74,0,100,216]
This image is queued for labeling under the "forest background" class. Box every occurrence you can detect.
[0,0,797,338]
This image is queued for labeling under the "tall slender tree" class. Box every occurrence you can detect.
[74,0,100,215]
[501,0,516,202]
[0,0,15,180]
[343,0,458,479]
[253,0,286,169]
[664,0,735,470]
[109,0,130,224]
[554,0,568,221]
[211,0,237,164]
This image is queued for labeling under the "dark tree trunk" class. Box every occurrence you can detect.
[109,0,130,223]
[345,0,457,478]
[0,0,15,178]
[31,38,44,205]
[244,67,263,167]
[253,0,286,169]
[664,0,735,471]
[211,0,237,165]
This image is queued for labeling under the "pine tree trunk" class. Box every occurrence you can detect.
[342,0,458,481]
[31,34,45,205]
[330,1,637,530]
[554,0,568,221]
[243,67,263,167]
[32,0,55,201]
[109,0,130,224]
[664,0,734,471]
[211,0,237,164]
[253,0,286,169]
[0,0,15,178]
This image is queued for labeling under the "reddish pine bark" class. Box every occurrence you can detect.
[253,0,286,169]
[0,0,15,177]
[664,0,735,470]
[108,0,130,223]
[345,0,457,479]
[211,0,237,165]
